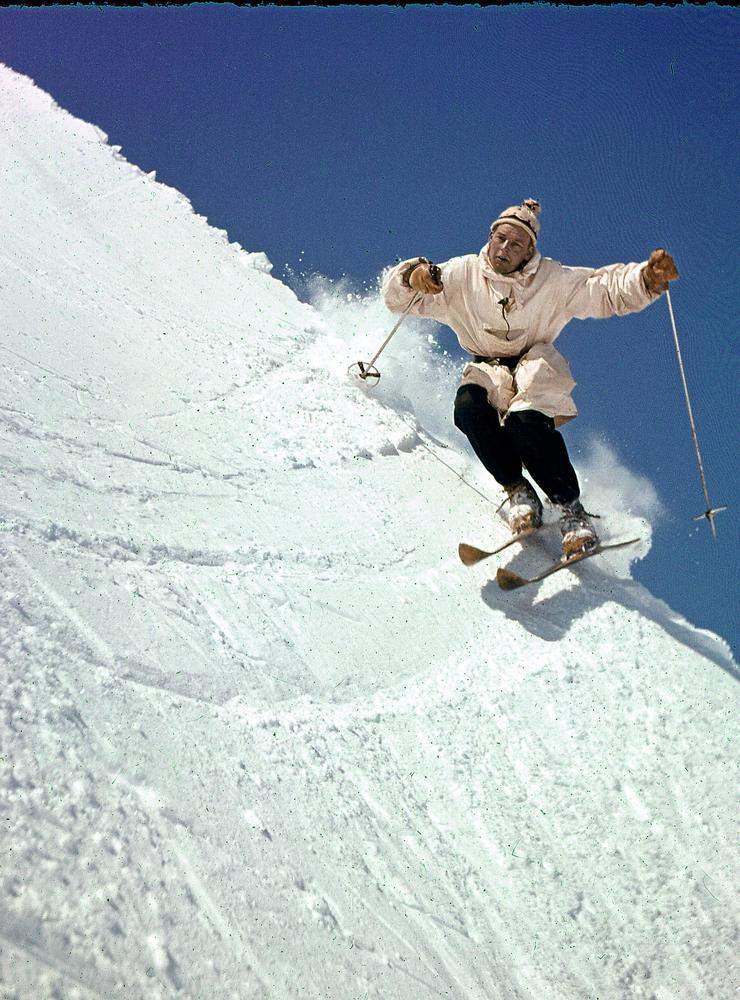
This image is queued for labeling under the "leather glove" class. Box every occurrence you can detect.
[643,248,679,294]
[408,260,444,295]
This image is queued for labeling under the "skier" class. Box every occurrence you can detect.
[381,199,678,556]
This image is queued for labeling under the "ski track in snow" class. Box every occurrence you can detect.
[1,64,738,1000]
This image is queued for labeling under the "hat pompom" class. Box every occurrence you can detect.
[522,199,540,216]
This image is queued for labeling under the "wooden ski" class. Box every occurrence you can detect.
[495,538,641,591]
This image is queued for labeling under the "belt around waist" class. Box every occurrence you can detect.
[472,354,522,370]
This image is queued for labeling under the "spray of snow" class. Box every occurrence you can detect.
[295,271,460,443]
[576,435,667,573]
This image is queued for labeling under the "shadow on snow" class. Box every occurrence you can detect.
[479,550,737,678]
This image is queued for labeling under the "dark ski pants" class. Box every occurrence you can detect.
[454,384,580,505]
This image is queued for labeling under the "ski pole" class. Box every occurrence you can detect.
[665,287,727,539]
[348,293,422,384]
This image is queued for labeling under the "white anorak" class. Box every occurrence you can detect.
[381,245,659,426]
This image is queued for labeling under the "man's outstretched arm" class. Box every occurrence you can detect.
[561,248,679,320]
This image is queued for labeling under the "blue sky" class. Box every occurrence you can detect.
[1,5,737,653]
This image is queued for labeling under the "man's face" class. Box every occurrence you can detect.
[487,223,533,274]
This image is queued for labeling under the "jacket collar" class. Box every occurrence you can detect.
[478,244,542,285]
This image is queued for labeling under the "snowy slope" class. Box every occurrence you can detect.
[1,64,737,1000]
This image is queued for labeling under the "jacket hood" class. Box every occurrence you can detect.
[478,244,542,285]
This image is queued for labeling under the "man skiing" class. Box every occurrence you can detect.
[381,199,678,556]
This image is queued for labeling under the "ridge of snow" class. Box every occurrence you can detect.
[1,63,737,1000]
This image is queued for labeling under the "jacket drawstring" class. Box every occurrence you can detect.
[498,296,512,339]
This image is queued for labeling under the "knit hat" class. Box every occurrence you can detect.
[490,199,541,245]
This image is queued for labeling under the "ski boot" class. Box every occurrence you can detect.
[504,478,543,535]
[559,500,599,558]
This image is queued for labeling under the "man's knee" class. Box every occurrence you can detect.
[454,384,490,431]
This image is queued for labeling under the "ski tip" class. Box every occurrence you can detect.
[495,567,528,591]
[459,543,489,566]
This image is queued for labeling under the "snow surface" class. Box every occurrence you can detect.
[0,64,737,1000]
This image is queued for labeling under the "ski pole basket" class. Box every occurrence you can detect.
[347,360,381,384]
